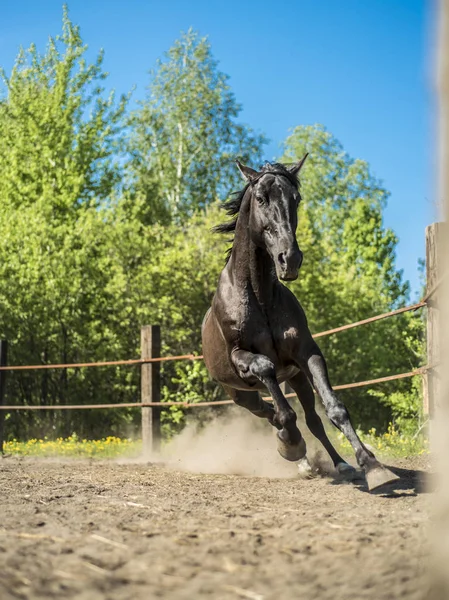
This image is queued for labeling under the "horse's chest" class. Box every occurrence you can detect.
[244,326,273,355]
[241,311,299,359]
[218,285,300,359]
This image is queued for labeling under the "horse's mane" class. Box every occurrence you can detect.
[213,162,300,236]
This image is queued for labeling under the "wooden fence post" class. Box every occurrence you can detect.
[141,325,161,455]
[424,223,444,418]
[0,340,8,455]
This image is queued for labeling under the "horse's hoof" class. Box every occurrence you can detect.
[365,465,400,492]
[336,462,361,481]
[297,456,314,478]
[277,434,306,462]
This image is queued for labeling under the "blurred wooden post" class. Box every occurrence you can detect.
[0,340,8,455]
[141,325,161,454]
[424,223,443,417]
[434,2,449,594]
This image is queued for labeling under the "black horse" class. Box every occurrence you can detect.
[201,156,399,491]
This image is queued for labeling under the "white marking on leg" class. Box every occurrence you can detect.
[297,456,313,478]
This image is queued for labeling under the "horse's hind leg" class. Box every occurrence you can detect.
[288,371,357,479]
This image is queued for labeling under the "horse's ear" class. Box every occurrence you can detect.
[235,160,258,182]
[288,153,309,177]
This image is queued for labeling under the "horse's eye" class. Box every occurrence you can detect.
[256,195,266,204]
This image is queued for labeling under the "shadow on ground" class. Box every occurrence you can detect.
[327,461,433,497]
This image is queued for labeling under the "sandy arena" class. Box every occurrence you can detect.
[0,414,431,600]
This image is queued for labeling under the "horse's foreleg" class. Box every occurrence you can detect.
[288,371,357,479]
[231,349,306,461]
[300,345,399,491]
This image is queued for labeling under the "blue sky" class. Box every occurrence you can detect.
[1,0,434,297]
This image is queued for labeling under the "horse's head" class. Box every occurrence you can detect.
[236,155,308,281]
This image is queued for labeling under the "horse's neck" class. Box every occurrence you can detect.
[228,203,276,304]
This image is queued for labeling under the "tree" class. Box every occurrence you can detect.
[0,9,422,441]
[0,5,127,214]
[127,29,266,223]
[0,7,129,438]
[279,125,424,430]
[132,125,424,435]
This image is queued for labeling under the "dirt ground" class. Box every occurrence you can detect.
[0,450,431,600]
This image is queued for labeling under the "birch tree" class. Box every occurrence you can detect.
[128,29,266,223]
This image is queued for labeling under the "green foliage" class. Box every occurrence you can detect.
[4,435,140,458]
[368,313,426,434]
[280,125,424,431]
[127,28,267,223]
[0,12,423,443]
[335,421,428,459]
[0,5,127,213]
[0,7,131,438]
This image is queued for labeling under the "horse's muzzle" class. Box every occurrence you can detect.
[278,249,303,281]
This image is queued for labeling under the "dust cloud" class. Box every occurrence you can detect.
[160,410,298,478]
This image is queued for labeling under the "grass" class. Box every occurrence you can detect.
[3,433,141,458]
[335,422,429,459]
[3,422,429,460]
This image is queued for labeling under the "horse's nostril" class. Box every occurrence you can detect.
[278,253,286,266]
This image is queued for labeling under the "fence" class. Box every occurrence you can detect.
[0,223,444,453]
